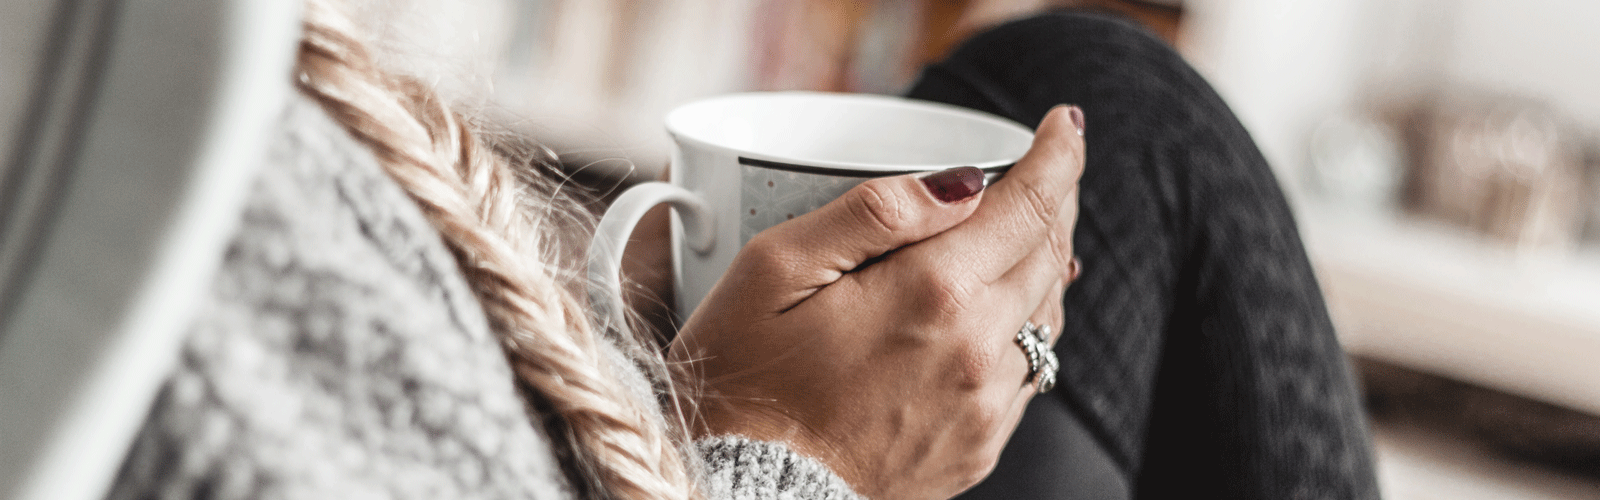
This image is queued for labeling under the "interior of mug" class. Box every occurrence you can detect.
[665,92,1034,170]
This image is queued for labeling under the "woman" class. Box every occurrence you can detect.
[108,1,1376,499]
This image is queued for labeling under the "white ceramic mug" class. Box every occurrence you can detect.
[587,92,1034,326]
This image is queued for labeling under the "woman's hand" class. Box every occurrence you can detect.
[670,106,1085,499]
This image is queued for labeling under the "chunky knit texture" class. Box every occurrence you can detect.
[698,437,863,500]
[106,97,856,499]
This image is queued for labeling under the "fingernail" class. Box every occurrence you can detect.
[921,166,985,203]
[1067,105,1085,136]
[1068,256,1083,282]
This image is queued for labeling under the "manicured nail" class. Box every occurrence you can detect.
[921,166,985,203]
[1067,105,1085,136]
[1068,256,1083,282]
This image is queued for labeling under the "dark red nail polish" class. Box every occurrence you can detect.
[921,166,985,203]
[1067,106,1085,136]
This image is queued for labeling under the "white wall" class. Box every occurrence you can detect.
[1182,0,1600,193]
[1443,0,1600,127]
[1180,0,1368,194]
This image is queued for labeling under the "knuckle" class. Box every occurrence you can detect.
[847,179,907,235]
[950,393,1012,491]
[737,232,798,275]
[966,402,1015,485]
[911,267,975,319]
[1013,179,1059,230]
[949,337,1001,392]
[972,392,1008,430]
[1048,228,1074,268]
[969,460,1001,489]
[956,448,1002,490]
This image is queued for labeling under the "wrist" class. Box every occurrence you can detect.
[698,396,869,495]
[696,436,866,500]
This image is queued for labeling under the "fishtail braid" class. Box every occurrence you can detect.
[293,0,695,498]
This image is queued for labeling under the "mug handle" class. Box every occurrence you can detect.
[586,181,715,330]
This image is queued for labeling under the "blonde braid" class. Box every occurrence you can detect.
[294,1,694,498]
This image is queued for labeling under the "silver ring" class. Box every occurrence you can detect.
[1014,321,1059,393]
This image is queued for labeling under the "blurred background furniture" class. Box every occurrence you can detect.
[453,0,1600,496]
[1183,0,1600,495]
[4,0,1594,498]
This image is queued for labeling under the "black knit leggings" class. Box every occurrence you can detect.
[907,12,1380,500]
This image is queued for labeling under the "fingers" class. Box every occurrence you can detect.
[995,252,1083,399]
[914,105,1085,281]
[983,275,1066,460]
[990,264,1065,395]
[742,166,986,296]
[990,182,1078,310]
[1035,272,1070,346]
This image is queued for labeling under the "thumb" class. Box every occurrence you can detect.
[745,166,986,292]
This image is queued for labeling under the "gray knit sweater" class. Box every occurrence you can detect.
[106,97,861,500]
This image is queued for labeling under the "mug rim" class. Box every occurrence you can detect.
[665,91,1033,173]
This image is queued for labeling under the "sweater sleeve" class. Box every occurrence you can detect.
[106,97,575,499]
[696,436,865,500]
